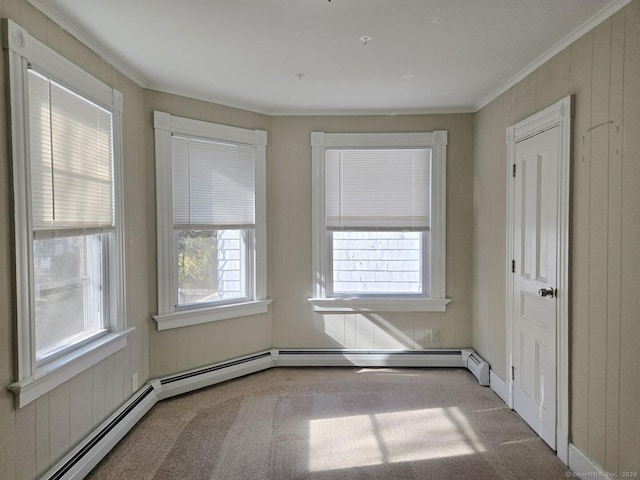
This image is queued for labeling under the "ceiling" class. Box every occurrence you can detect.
[30,0,621,115]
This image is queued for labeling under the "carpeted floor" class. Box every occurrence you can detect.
[87,367,571,480]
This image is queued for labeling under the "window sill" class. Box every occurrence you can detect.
[153,299,273,331]
[308,297,451,313]
[7,328,135,408]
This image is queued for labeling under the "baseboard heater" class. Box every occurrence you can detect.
[157,351,274,400]
[41,351,274,480]
[275,348,489,386]
[43,383,158,480]
[276,348,460,367]
[463,350,490,386]
[42,348,489,480]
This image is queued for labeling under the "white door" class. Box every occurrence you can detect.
[512,125,559,449]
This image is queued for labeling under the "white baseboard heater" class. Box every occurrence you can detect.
[42,348,489,480]
[276,348,489,386]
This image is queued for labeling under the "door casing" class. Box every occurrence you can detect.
[505,95,572,465]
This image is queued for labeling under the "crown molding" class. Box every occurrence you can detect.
[27,0,149,88]
[144,83,476,116]
[473,0,632,112]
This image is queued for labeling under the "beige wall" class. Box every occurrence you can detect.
[140,95,475,374]
[473,1,640,474]
[0,12,474,475]
[269,115,474,349]
[2,0,637,477]
[0,1,149,478]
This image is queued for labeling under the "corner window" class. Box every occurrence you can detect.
[309,132,450,312]
[5,20,129,407]
[153,112,270,330]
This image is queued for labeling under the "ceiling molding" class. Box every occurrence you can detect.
[27,0,150,88]
[473,0,632,112]
[268,107,476,117]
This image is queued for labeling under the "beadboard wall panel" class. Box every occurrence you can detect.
[473,2,640,474]
[0,1,149,478]
[618,3,640,472]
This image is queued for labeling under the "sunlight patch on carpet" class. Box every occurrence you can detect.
[308,406,486,472]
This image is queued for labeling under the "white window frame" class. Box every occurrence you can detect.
[153,111,270,330]
[4,19,131,408]
[309,131,451,313]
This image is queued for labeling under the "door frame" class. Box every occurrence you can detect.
[505,95,573,464]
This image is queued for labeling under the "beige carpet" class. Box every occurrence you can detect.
[87,367,571,480]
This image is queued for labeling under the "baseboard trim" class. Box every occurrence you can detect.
[568,443,609,477]
[42,348,490,479]
[489,370,509,405]
[556,429,569,466]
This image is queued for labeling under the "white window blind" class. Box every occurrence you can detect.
[28,69,114,233]
[325,148,431,230]
[171,135,255,228]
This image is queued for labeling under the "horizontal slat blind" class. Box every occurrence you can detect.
[28,69,114,232]
[326,148,431,230]
[171,135,255,228]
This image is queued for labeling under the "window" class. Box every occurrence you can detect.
[309,132,450,312]
[153,112,270,330]
[5,20,129,407]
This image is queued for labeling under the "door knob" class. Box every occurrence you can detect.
[538,287,555,298]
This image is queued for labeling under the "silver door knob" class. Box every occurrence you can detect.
[538,287,555,298]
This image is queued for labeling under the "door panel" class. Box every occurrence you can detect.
[512,126,559,449]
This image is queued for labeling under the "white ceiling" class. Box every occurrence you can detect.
[30,0,623,115]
